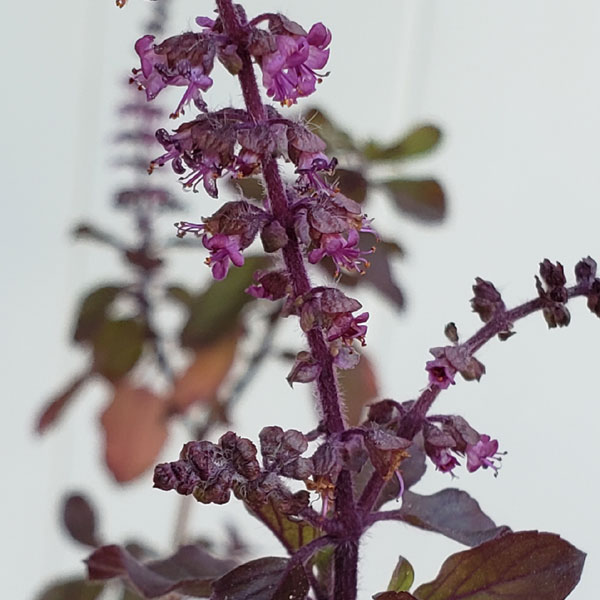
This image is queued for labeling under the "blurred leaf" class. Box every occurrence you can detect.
[170,329,241,412]
[86,543,235,598]
[36,579,104,600]
[180,256,267,349]
[364,124,442,161]
[120,589,144,600]
[385,556,414,593]
[374,593,417,600]
[302,107,356,152]
[73,285,123,343]
[413,531,585,600]
[100,382,168,483]
[313,546,334,598]
[246,498,321,553]
[338,352,379,426]
[36,372,90,433]
[92,318,145,381]
[383,178,446,223]
[335,168,368,204]
[212,557,309,600]
[319,236,405,310]
[63,493,99,547]
[166,285,194,309]
[227,176,264,203]
[398,488,510,547]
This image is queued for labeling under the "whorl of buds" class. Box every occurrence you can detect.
[471,277,505,323]
[536,260,570,328]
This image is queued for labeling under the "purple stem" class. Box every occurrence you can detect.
[359,282,592,517]
[216,2,357,597]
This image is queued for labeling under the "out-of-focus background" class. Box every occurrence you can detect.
[2,1,599,598]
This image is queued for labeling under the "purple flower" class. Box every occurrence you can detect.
[430,448,460,474]
[425,357,457,389]
[308,230,371,276]
[131,32,216,118]
[203,233,244,280]
[326,311,369,346]
[466,435,502,474]
[260,23,331,106]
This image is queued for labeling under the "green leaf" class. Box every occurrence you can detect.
[227,177,264,203]
[363,125,442,161]
[413,531,585,600]
[92,319,145,381]
[165,285,194,309]
[387,556,414,592]
[246,498,321,553]
[72,285,123,343]
[211,557,309,600]
[180,256,267,348]
[36,578,104,600]
[398,488,510,547]
[302,107,356,152]
[383,178,446,223]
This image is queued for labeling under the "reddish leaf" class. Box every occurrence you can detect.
[398,488,510,547]
[86,543,235,598]
[170,329,240,412]
[100,382,168,482]
[212,557,309,600]
[36,372,90,433]
[63,493,99,547]
[92,318,145,381]
[338,352,379,426]
[72,285,123,343]
[373,593,417,600]
[413,531,585,600]
[384,178,446,223]
[36,579,104,600]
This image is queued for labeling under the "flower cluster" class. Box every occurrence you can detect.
[423,416,502,475]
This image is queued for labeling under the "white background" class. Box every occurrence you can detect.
[2,1,599,598]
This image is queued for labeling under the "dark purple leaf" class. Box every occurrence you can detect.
[211,557,309,600]
[414,531,585,600]
[373,593,417,600]
[335,168,368,204]
[86,543,236,598]
[36,579,104,600]
[383,178,446,223]
[399,488,510,547]
[63,493,99,547]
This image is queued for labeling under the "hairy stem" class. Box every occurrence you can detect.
[359,282,593,516]
[216,2,357,596]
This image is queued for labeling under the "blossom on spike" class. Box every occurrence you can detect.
[465,435,502,474]
[425,357,457,389]
[258,18,331,106]
[131,32,216,117]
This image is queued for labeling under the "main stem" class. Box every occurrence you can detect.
[216,2,358,598]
